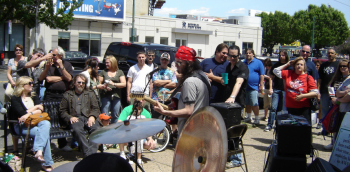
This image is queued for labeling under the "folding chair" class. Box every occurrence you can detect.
[227,124,248,172]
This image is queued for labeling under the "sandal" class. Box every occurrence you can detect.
[42,166,53,172]
[34,152,45,162]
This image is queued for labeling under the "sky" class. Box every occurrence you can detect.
[153,0,350,26]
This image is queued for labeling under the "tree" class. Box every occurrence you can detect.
[335,37,350,55]
[257,11,294,54]
[292,4,350,53]
[0,0,83,30]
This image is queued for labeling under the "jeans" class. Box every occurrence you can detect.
[101,96,121,124]
[15,121,54,166]
[267,90,286,128]
[245,90,259,106]
[321,93,332,119]
[71,116,100,157]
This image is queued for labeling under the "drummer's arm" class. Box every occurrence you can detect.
[156,102,194,118]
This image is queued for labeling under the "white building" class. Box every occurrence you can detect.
[1,2,262,62]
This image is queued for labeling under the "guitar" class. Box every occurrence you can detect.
[129,93,178,110]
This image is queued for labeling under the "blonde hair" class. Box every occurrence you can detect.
[13,76,36,97]
[292,57,307,73]
[105,55,119,71]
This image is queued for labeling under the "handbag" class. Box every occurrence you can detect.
[321,104,342,133]
[306,74,319,111]
[24,112,51,127]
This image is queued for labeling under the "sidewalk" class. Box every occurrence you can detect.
[2,111,333,172]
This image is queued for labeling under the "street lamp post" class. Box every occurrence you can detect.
[131,0,135,42]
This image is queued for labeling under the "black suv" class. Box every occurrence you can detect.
[103,42,178,74]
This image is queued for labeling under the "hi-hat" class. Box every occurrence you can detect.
[90,118,166,144]
[173,106,228,172]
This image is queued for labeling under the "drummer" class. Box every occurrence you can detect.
[117,99,156,164]
[154,46,210,135]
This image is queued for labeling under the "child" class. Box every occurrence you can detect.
[99,113,115,150]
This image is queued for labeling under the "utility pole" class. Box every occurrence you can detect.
[312,16,315,51]
[131,0,135,42]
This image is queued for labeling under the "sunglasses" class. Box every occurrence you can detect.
[228,54,239,58]
[302,50,310,54]
[340,65,348,68]
[24,82,33,86]
[52,54,58,57]
[175,61,182,66]
[15,49,22,52]
[148,55,155,57]
[77,82,86,85]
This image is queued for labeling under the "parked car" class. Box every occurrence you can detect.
[103,42,178,74]
[64,51,98,69]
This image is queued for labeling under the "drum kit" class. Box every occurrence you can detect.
[54,106,228,172]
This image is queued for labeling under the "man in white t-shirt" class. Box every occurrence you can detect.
[126,51,153,112]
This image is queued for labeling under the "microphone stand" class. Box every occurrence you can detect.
[142,68,159,94]
[126,109,145,172]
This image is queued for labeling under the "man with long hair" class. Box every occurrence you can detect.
[154,46,210,134]
[59,74,101,157]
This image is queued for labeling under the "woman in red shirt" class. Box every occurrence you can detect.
[273,57,318,123]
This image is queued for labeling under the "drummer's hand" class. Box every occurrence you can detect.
[70,117,79,124]
[225,97,235,104]
[154,101,165,114]
[87,116,95,127]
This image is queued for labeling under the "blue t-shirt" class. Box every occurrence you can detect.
[305,58,319,80]
[200,58,229,103]
[244,58,265,91]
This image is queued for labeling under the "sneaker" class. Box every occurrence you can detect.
[60,145,72,152]
[265,117,268,122]
[120,153,126,160]
[254,118,260,125]
[129,160,134,165]
[324,143,334,150]
[264,126,271,132]
[316,123,322,129]
[137,159,143,164]
[243,118,252,123]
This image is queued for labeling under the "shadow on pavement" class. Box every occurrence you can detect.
[251,137,274,145]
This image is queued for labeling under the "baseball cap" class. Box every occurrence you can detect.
[99,113,112,121]
[160,52,170,60]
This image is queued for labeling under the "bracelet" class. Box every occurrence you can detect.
[61,67,65,70]
[30,112,33,115]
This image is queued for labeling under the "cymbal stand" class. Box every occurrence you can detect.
[123,120,145,172]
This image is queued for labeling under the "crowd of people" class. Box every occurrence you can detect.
[4,43,348,170]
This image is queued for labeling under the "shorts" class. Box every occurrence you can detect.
[129,139,145,154]
[263,89,272,109]
[245,90,259,106]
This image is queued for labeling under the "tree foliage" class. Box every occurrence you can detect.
[0,0,83,30]
[258,11,294,53]
[335,37,350,55]
[258,4,350,53]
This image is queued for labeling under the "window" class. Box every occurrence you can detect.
[224,41,235,47]
[242,42,253,55]
[129,36,139,42]
[58,32,70,51]
[78,33,101,56]
[160,37,168,45]
[175,39,187,47]
[145,36,154,43]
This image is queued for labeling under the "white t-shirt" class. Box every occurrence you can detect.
[127,64,153,95]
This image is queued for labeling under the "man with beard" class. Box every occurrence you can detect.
[59,74,101,157]
[146,50,158,70]
[154,46,210,134]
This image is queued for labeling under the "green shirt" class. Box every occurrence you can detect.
[99,69,124,98]
[118,105,151,121]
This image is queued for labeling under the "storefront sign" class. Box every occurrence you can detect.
[182,22,201,30]
[54,0,125,22]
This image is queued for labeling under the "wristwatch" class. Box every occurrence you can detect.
[230,95,236,99]
[61,67,65,70]
[30,112,33,115]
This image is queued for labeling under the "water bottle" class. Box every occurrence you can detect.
[7,153,14,162]
[4,153,8,163]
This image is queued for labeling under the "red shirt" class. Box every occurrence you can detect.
[282,70,317,108]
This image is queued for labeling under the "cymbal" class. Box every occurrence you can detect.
[90,118,166,144]
[173,106,228,172]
